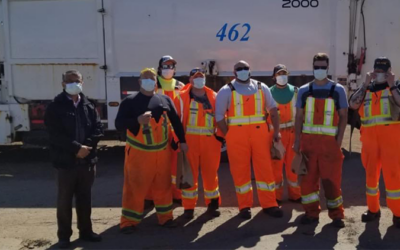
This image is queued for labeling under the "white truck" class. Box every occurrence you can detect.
[0,0,399,145]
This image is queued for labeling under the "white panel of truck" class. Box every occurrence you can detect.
[105,0,347,77]
[6,0,105,100]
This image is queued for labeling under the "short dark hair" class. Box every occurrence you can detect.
[313,53,329,65]
[62,70,82,82]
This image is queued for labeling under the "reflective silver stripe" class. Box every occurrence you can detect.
[182,189,198,199]
[364,92,372,118]
[302,125,338,136]
[269,121,295,130]
[327,196,343,209]
[366,185,379,196]
[205,113,213,129]
[324,98,334,126]
[302,192,320,204]
[234,91,243,117]
[179,96,184,123]
[189,101,198,126]
[255,90,262,115]
[204,188,220,199]
[386,189,400,200]
[126,137,168,151]
[235,182,252,194]
[186,127,214,135]
[305,97,314,125]
[142,125,153,145]
[275,181,284,189]
[291,93,297,121]
[287,179,300,188]
[382,89,390,115]
[228,116,266,125]
[361,116,393,125]
[256,181,275,192]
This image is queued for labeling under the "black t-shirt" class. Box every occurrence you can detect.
[115,92,186,143]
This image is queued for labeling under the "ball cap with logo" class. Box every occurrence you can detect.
[159,55,177,66]
[374,57,391,72]
[272,64,289,77]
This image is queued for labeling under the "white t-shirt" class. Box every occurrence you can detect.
[215,79,277,122]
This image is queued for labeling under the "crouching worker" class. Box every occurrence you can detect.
[115,68,188,233]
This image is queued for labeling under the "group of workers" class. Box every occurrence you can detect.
[45,53,400,248]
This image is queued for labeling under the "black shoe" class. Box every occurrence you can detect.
[144,199,155,210]
[58,239,70,249]
[361,210,381,222]
[184,209,194,219]
[206,198,221,217]
[332,219,345,228]
[173,199,182,206]
[393,216,400,228]
[239,208,251,220]
[276,199,282,205]
[120,226,135,234]
[162,219,178,228]
[289,198,302,203]
[263,206,284,218]
[300,214,319,225]
[79,232,102,242]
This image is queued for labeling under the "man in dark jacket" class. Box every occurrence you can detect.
[44,70,103,249]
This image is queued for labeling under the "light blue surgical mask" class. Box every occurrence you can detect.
[314,69,328,80]
[193,78,206,89]
[65,82,82,95]
[141,79,156,91]
[236,70,250,81]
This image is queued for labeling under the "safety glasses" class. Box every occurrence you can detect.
[313,66,328,70]
[190,68,205,76]
[161,65,175,70]
[235,66,250,72]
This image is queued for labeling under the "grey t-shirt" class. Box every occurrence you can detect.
[215,79,277,122]
[295,80,349,110]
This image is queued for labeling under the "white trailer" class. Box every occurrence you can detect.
[0,0,399,145]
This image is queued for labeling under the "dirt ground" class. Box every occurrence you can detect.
[0,126,399,250]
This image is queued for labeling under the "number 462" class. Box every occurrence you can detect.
[216,23,251,42]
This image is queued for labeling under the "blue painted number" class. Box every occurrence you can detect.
[216,23,251,42]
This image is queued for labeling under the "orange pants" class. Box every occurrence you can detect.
[300,134,344,219]
[226,123,278,210]
[361,124,400,217]
[120,146,173,228]
[270,129,301,201]
[182,134,221,210]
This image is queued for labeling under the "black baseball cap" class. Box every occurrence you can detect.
[374,57,391,72]
[189,68,205,77]
[159,55,177,66]
[272,64,288,76]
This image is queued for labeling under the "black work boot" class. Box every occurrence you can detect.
[79,232,102,242]
[184,209,194,219]
[58,239,70,249]
[206,198,221,217]
[361,210,381,222]
[332,219,345,228]
[393,216,400,228]
[239,208,251,220]
[144,200,154,210]
[300,214,319,225]
[162,219,178,228]
[263,206,284,218]
[289,198,302,203]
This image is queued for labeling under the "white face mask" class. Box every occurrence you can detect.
[141,79,156,91]
[236,70,250,82]
[193,78,206,89]
[276,75,288,86]
[375,73,386,83]
[65,82,82,95]
[314,69,328,80]
[162,69,174,79]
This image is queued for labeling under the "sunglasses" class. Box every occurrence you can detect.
[190,68,205,76]
[236,66,250,72]
[161,65,175,70]
[313,66,328,70]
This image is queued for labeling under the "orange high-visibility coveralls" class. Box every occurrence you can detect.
[300,84,344,220]
[144,80,182,201]
[121,113,173,228]
[359,88,400,217]
[268,89,301,201]
[225,82,278,210]
[174,84,221,209]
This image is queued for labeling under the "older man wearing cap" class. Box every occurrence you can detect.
[268,64,301,204]
[173,68,223,219]
[349,57,400,228]
[154,55,186,203]
[216,60,283,220]
[115,68,188,233]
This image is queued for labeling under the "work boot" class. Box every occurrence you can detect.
[173,199,182,206]
[120,226,135,234]
[144,199,154,210]
[162,219,178,228]
[239,208,251,220]
[393,216,400,228]
[79,232,102,242]
[289,198,302,203]
[206,198,221,217]
[332,219,345,228]
[58,239,70,249]
[276,199,282,205]
[263,207,284,218]
[300,214,319,225]
[361,210,381,222]
[184,209,194,219]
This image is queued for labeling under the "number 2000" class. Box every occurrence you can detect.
[282,0,319,8]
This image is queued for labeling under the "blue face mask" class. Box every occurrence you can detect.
[141,79,156,91]
[236,70,250,81]
[65,82,82,95]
